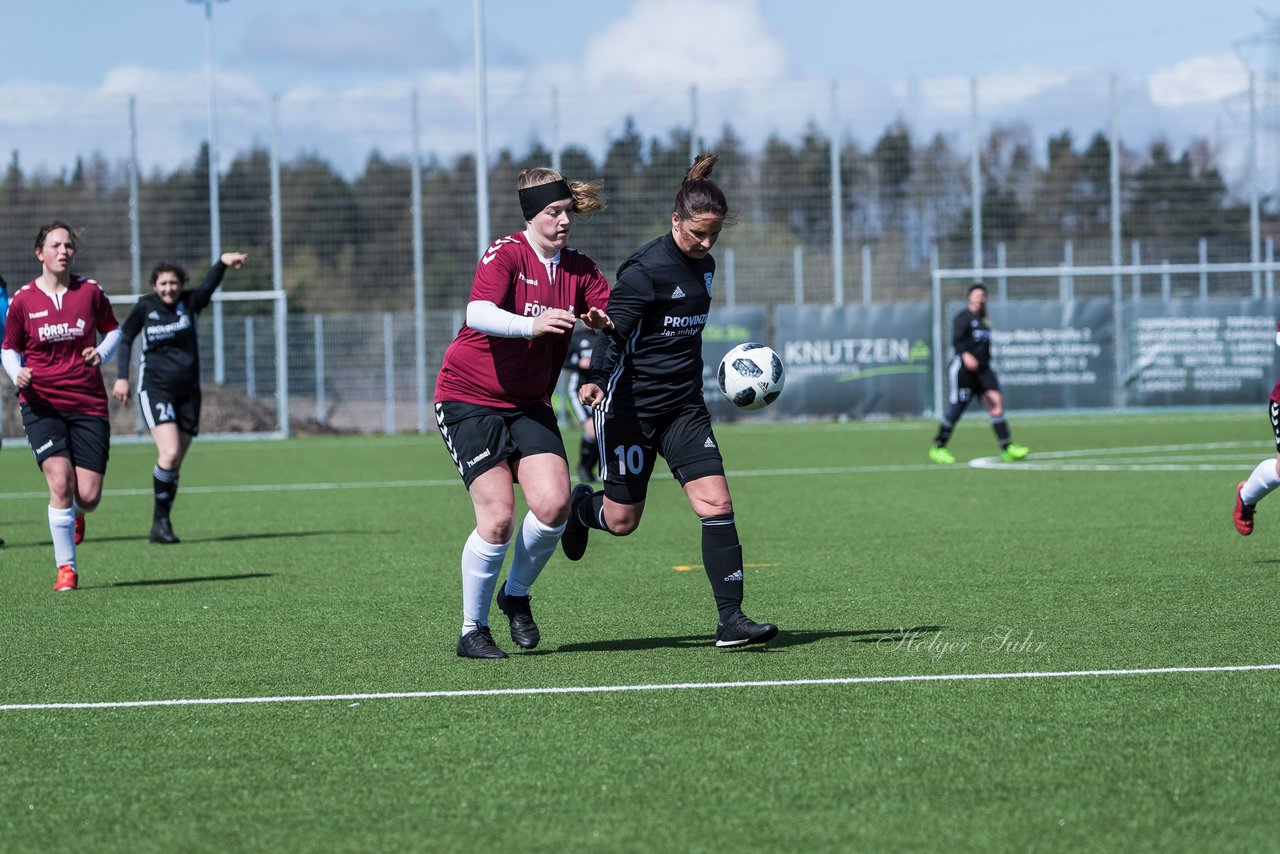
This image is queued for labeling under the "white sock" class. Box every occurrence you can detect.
[504,511,566,597]
[1241,458,1280,505]
[48,505,76,568]
[461,529,509,634]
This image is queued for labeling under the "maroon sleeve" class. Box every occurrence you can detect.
[96,288,119,335]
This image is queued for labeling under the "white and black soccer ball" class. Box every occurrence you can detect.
[717,343,785,411]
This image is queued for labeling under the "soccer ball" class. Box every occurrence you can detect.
[717,343,785,410]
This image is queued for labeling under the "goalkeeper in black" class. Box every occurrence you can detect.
[113,252,247,543]
[562,153,777,649]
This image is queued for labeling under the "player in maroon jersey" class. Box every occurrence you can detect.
[435,168,612,659]
[1,221,121,591]
[1233,322,1280,535]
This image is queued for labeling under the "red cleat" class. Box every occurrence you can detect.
[1234,481,1255,536]
[54,564,78,592]
[74,514,85,545]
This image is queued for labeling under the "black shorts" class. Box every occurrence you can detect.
[594,400,725,504]
[435,401,566,489]
[20,402,111,473]
[948,357,1000,404]
[139,387,202,436]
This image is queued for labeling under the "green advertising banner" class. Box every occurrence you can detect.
[772,304,933,417]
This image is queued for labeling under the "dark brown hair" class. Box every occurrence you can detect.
[149,260,190,288]
[673,152,729,221]
[34,220,78,251]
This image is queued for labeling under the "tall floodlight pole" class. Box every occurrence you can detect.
[551,86,562,173]
[1249,71,1262,298]
[473,0,491,257]
[1109,73,1125,409]
[188,0,228,384]
[1109,73,1122,302]
[829,79,844,305]
[690,84,700,162]
[411,91,428,434]
[188,0,226,262]
[969,76,983,275]
[128,97,142,296]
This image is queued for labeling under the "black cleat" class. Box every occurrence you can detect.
[149,516,181,544]
[561,483,594,561]
[714,613,779,649]
[456,626,508,659]
[496,582,540,649]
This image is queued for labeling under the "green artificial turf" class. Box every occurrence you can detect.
[2,411,1278,851]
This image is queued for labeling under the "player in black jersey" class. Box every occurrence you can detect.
[562,153,778,649]
[564,323,600,483]
[112,252,247,543]
[929,282,1029,464]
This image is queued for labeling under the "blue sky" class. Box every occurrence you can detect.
[3,0,1276,181]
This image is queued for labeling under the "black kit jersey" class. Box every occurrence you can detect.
[588,232,715,418]
[952,307,992,371]
[117,261,229,394]
[564,325,597,391]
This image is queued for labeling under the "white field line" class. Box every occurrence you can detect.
[0,467,947,501]
[0,443,1263,502]
[2,663,1277,712]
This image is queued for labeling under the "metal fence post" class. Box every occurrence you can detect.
[245,315,256,398]
[384,312,396,435]
[793,245,804,305]
[314,314,326,425]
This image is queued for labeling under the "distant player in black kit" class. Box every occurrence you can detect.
[112,252,247,543]
[564,323,600,483]
[929,282,1029,464]
[563,152,778,649]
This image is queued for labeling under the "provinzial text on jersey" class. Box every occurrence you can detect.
[146,315,193,340]
[661,313,708,337]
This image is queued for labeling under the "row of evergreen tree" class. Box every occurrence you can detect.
[0,117,1251,312]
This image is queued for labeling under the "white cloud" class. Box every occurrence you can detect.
[581,0,787,87]
[242,5,464,71]
[1149,53,1247,106]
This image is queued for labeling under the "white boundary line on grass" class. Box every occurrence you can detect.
[2,663,1277,712]
[970,441,1262,472]
[0,443,1262,503]
[0,439,1254,502]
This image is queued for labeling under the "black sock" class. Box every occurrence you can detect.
[992,416,1011,449]
[701,514,744,622]
[572,488,614,533]
[153,465,179,519]
[934,401,968,446]
[579,436,598,474]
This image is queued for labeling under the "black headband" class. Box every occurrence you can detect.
[519,179,573,220]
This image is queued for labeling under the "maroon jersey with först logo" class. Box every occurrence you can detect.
[2,275,119,416]
[435,232,609,408]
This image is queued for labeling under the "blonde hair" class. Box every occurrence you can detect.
[518,167,605,215]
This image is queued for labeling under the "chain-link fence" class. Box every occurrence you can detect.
[0,71,1270,435]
